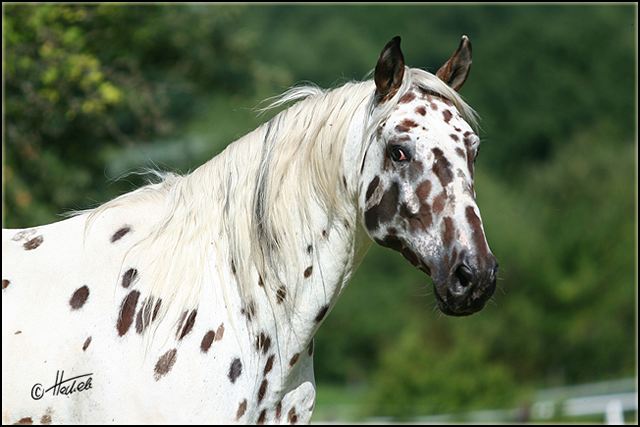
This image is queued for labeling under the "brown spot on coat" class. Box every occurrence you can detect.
[24,235,43,250]
[415,105,427,116]
[215,323,225,341]
[257,409,267,424]
[135,298,158,334]
[177,310,197,340]
[258,379,268,403]
[288,407,298,424]
[110,226,131,243]
[256,332,272,355]
[236,399,247,420]
[276,286,287,304]
[117,290,140,336]
[201,330,215,353]
[264,354,275,375]
[69,285,89,310]
[40,413,52,425]
[304,266,313,278]
[289,353,300,366]
[228,358,242,383]
[276,402,282,420]
[315,305,329,323]
[154,348,177,381]
[15,417,33,425]
[82,336,92,351]
[2,279,9,290]
[121,268,138,288]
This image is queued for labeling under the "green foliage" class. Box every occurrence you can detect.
[3,4,290,228]
[366,321,519,418]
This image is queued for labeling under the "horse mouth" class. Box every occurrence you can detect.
[433,285,488,316]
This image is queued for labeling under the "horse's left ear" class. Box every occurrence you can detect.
[375,36,405,102]
[436,35,472,92]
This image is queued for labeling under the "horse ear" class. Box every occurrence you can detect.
[436,35,472,92]
[375,36,405,102]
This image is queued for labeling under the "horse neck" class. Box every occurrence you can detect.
[196,91,373,357]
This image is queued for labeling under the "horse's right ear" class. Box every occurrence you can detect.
[375,36,405,103]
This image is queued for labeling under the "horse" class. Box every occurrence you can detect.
[2,35,498,424]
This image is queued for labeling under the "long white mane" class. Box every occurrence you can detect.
[83,66,477,339]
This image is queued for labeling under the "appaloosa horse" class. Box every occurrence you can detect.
[2,36,497,424]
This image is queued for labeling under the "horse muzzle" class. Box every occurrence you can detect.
[432,252,498,316]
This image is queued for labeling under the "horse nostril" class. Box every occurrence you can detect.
[454,264,474,290]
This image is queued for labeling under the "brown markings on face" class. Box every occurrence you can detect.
[408,159,424,181]
[154,348,177,381]
[69,285,89,310]
[442,216,456,247]
[375,234,402,252]
[432,191,447,215]
[398,118,419,131]
[24,235,43,250]
[201,331,215,353]
[465,206,488,259]
[443,109,453,124]
[398,90,416,104]
[110,226,131,243]
[117,290,140,336]
[450,133,459,142]
[364,181,399,232]
[121,268,138,288]
[463,131,477,179]
[455,147,466,159]
[308,339,314,356]
[415,105,427,116]
[366,175,380,201]
[432,148,453,187]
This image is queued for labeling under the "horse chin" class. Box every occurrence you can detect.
[432,285,485,316]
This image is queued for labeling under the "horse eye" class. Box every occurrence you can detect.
[389,146,407,162]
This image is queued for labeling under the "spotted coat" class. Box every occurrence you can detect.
[2,35,497,424]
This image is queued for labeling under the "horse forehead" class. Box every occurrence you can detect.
[386,89,472,136]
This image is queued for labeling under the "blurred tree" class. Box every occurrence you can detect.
[3,4,290,228]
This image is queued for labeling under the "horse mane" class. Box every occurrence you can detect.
[83,66,477,341]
